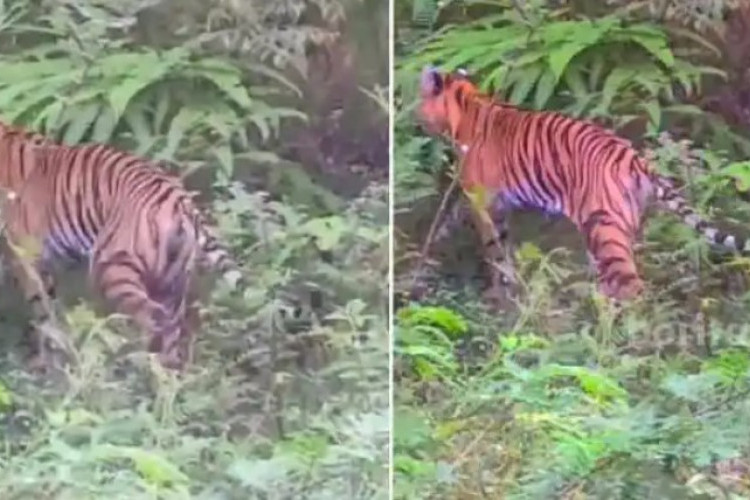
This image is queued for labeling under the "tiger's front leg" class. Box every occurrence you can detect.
[465,191,517,307]
[1,185,74,372]
[1,237,72,372]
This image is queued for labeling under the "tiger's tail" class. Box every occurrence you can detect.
[189,205,244,290]
[653,175,750,254]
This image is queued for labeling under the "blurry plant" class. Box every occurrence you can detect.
[0,0,389,498]
[395,305,463,382]
[0,184,389,499]
[605,0,742,31]
[394,295,750,498]
[401,2,724,131]
[394,1,750,498]
[360,84,389,116]
[641,132,750,263]
[0,1,310,179]
[203,0,348,75]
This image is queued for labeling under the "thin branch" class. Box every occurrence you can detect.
[408,162,462,300]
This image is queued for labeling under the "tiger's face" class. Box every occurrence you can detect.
[416,67,477,137]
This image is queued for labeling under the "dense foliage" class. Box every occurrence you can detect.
[0,0,389,498]
[395,0,750,498]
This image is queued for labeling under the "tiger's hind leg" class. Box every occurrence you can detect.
[91,247,193,370]
[580,209,644,301]
[181,294,202,366]
[90,203,203,370]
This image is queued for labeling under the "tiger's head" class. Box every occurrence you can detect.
[416,66,478,138]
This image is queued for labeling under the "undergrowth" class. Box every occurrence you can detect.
[395,248,750,498]
[395,0,750,498]
[0,184,389,499]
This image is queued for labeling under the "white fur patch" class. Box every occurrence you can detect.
[704,227,717,240]
[225,269,243,289]
[725,235,736,248]
[685,214,700,227]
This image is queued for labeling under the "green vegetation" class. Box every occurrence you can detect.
[0,0,388,498]
[395,0,750,498]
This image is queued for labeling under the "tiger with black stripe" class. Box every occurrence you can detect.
[416,66,749,302]
[0,122,243,369]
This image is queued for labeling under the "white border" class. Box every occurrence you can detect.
[387,0,395,496]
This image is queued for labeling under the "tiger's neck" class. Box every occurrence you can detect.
[449,93,508,155]
[0,123,48,191]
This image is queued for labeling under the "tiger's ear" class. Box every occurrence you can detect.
[420,66,444,97]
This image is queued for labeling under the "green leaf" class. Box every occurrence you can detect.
[300,216,347,251]
[234,150,284,165]
[533,69,557,109]
[108,75,158,120]
[394,408,434,451]
[212,144,234,177]
[37,99,65,132]
[247,64,303,97]
[398,305,468,338]
[508,64,544,105]
[91,105,118,143]
[641,100,661,129]
[122,105,152,147]
[482,64,510,91]
[130,451,187,487]
[191,66,253,109]
[152,90,170,133]
[0,80,44,109]
[163,107,200,159]
[227,456,297,491]
[97,445,189,488]
[547,43,587,82]
[62,103,101,145]
[588,53,606,89]
[562,66,589,97]
[617,29,675,67]
[598,67,636,114]
[0,382,12,408]
[719,161,750,192]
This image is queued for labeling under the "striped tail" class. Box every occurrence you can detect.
[190,206,244,290]
[197,225,244,289]
[653,175,750,254]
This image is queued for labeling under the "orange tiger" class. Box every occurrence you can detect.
[416,67,748,302]
[0,122,243,369]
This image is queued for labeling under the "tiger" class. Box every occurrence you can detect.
[0,121,243,369]
[415,66,750,302]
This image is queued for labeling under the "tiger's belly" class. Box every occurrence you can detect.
[42,229,93,266]
[498,186,565,217]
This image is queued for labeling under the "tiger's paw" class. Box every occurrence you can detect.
[25,321,74,377]
[601,276,645,302]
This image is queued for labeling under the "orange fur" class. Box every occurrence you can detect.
[0,122,242,368]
